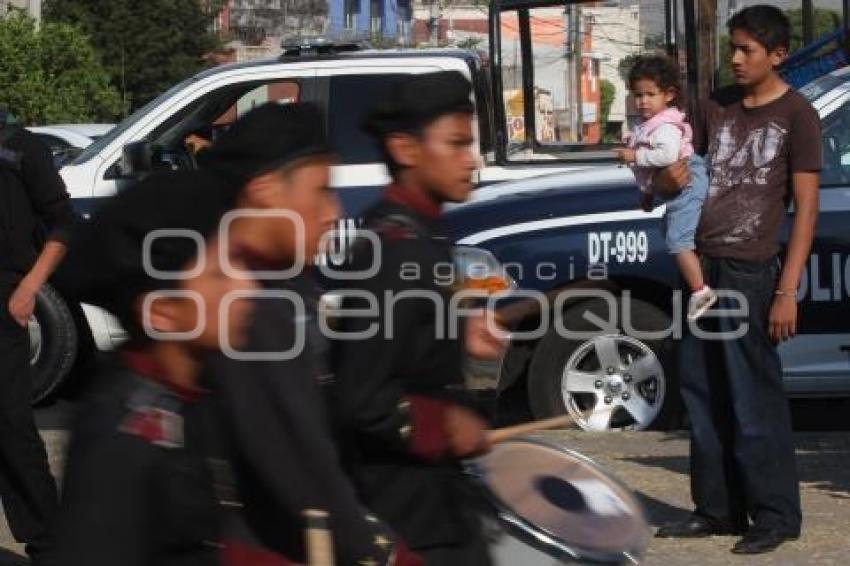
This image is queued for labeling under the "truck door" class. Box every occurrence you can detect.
[781,88,850,395]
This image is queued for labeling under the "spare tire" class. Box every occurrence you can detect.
[28,284,77,405]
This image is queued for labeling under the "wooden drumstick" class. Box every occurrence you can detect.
[303,509,335,566]
[487,413,581,445]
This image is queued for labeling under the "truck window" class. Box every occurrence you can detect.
[498,0,677,161]
[143,79,302,149]
[213,80,301,128]
[327,74,406,165]
[821,96,850,186]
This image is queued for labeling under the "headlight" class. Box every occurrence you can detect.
[452,245,516,294]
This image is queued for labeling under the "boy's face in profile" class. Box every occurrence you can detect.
[729,28,788,87]
[390,113,479,203]
[237,158,340,261]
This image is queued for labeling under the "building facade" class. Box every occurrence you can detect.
[0,0,40,22]
[327,0,413,44]
[216,0,328,44]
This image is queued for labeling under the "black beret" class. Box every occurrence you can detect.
[198,102,331,186]
[363,71,474,138]
[55,170,235,338]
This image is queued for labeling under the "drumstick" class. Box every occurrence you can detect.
[487,413,581,445]
[303,509,335,566]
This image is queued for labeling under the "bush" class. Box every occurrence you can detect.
[0,14,124,124]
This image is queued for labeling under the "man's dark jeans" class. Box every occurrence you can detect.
[0,272,58,561]
[679,255,801,535]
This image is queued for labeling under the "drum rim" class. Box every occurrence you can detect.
[475,435,651,563]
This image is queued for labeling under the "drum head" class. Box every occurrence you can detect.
[474,437,650,563]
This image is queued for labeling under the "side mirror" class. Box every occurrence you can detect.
[118,141,153,179]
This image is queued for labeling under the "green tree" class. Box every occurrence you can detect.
[45,0,222,112]
[0,14,123,124]
[785,8,842,53]
[599,79,615,126]
[599,79,617,143]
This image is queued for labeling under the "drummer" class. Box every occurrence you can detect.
[53,175,255,566]
[198,102,422,565]
[329,71,508,565]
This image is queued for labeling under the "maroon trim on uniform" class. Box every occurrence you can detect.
[384,183,442,219]
[121,348,204,403]
[221,539,295,566]
[394,540,426,566]
[407,395,451,461]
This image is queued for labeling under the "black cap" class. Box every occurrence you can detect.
[55,170,235,339]
[198,102,331,186]
[363,71,474,139]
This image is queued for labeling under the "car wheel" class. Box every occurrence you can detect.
[527,296,679,431]
[28,284,78,405]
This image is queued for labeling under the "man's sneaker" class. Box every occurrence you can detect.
[687,286,717,321]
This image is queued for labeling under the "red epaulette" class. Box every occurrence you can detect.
[120,406,184,449]
[377,223,416,243]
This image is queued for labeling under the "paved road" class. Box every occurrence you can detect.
[1,403,848,565]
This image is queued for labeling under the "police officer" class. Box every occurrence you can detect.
[199,103,422,565]
[330,71,507,565]
[0,110,73,565]
[53,171,257,566]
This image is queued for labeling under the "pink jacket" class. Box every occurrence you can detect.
[625,107,694,193]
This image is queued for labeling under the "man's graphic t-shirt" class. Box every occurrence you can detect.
[694,87,822,261]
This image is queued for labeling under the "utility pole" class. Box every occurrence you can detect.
[697,0,716,103]
[574,4,583,142]
[428,1,442,46]
[566,4,583,142]
[801,0,813,46]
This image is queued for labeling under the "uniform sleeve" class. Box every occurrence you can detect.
[331,238,454,462]
[11,129,76,244]
[57,416,156,566]
[208,333,407,565]
[635,124,683,167]
[790,98,822,173]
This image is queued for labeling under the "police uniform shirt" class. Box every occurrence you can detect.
[56,354,220,566]
[330,187,486,552]
[0,126,75,275]
[202,275,406,565]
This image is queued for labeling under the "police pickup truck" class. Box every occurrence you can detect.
[31,12,850,433]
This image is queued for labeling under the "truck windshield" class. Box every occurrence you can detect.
[71,74,203,165]
[495,0,680,161]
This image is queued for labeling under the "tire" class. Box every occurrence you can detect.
[28,284,78,405]
[527,296,679,431]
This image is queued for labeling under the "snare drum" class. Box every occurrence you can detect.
[467,437,650,564]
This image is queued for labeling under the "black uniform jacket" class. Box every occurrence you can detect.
[330,188,484,550]
[203,276,404,565]
[57,352,220,566]
[0,126,75,274]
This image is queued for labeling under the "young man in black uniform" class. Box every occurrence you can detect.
[330,71,507,565]
[656,6,820,555]
[0,110,74,565]
[200,103,422,565]
[54,173,257,566]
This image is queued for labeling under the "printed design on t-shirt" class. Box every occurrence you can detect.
[706,119,787,244]
[709,119,787,191]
